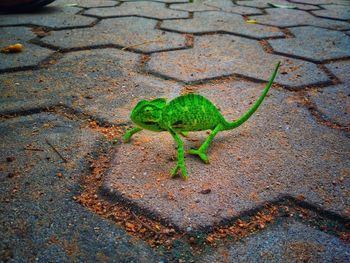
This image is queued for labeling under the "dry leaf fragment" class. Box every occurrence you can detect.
[1,43,24,53]
[246,19,257,24]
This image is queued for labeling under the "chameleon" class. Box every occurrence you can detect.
[123,62,280,179]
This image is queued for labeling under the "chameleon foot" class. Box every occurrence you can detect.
[189,149,209,164]
[170,164,188,179]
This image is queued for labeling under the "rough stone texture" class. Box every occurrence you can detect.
[122,0,188,2]
[312,4,350,20]
[84,1,189,19]
[268,26,350,62]
[146,35,329,88]
[0,27,53,71]
[200,220,350,262]
[41,17,187,53]
[170,0,263,15]
[0,49,182,123]
[0,4,96,29]
[103,80,350,230]
[161,11,283,39]
[236,0,319,10]
[249,8,350,30]
[0,113,160,262]
[306,60,350,127]
[290,0,350,5]
[54,0,119,8]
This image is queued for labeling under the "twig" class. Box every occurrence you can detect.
[45,138,68,163]
[23,147,44,151]
[131,211,160,234]
[203,3,221,10]
[121,36,163,51]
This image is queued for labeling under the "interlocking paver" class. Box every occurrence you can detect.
[236,0,319,10]
[0,27,53,71]
[84,1,189,19]
[0,49,181,122]
[0,4,96,29]
[306,60,350,127]
[103,80,350,230]
[122,0,188,2]
[0,113,160,262]
[146,35,329,88]
[312,4,350,20]
[290,0,350,5]
[170,0,263,15]
[268,26,350,62]
[161,11,283,39]
[249,8,350,30]
[41,17,187,53]
[54,0,119,8]
[201,220,350,262]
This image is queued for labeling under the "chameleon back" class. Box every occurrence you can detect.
[160,93,225,132]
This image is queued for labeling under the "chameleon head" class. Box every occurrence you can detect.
[130,98,167,132]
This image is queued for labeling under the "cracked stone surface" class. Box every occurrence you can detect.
[0,27,53,71]
[249,8,350,30]
[0,113,160,262]
[41,17,187,53]
[311,4,350,20]
[0,49,182,123]
[146,34,329,88]
[201,220,350,262]
[306,60,350,127]
[0,4,96,29]
[161,11,283,39]
[170,0,263,15]
[103,80,350,230]
[84,1,189,19]
[236,0,319,10]
[268,26,350,62]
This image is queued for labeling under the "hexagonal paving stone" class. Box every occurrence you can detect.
[290,0,350,5]
[311,4,350,20]
[0,27,53,71]
[306,60,350,127]
[0,113,160,262]
[236,0,319,10]
[268,26,350,62]
[146,35,329,88]
[54,0,119,8]
[41,17,187,53]
[170,0,263,15]
[200,220,350,262]
[160,11,284,39]
[0,4,96,29]
[102,80,350,230]
[0,49,182,123]
[249,8,350,30]
[84,1,189,19]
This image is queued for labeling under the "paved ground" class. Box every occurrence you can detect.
[1,0,350,262]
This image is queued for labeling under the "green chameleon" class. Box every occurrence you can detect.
[123,62,280,179]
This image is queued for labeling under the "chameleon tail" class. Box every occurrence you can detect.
[224,61,280,130]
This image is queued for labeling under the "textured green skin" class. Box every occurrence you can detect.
[123,62,280,179]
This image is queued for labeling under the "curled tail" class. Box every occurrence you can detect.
[223,61,280,130]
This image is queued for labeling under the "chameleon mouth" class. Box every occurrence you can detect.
[143,121,157,125]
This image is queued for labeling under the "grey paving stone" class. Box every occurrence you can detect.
[0,27,53,71]
[236,0,319,10]
[306,60,350,127]
[146,35,329,88]
[249,8,350,30]
[170,0,263,15]
[200,220,350,262]
[0,113,160,262]
[54,0,119,8]
[84,1,189,19]
[268,26,350,62]
[122,0,188,2]
[161,11,284,39]
[41,17,187,53]
[312,4,350,20]
[103,80,350,230]
[290,0,350,5]
[0,49,182,123]
[0,4,96,29]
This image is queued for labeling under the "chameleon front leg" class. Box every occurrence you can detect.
[122,127,142,143]
[189,124,222,163]
[169,129,187,179]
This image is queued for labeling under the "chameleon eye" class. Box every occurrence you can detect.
[144,107,152,113]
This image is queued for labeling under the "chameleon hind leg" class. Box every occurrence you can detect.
[122,127,142,143]
[189,124,222,163]
[169,130,187,179]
